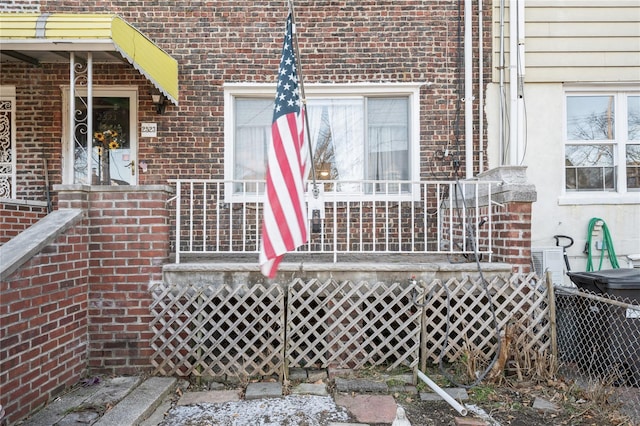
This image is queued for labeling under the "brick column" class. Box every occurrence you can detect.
[57,184,172,375]
[476,166,537,273]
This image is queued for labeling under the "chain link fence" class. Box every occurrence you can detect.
[554,285,640,422]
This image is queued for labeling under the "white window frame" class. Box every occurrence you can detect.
[61,86,138,185]
[223,82,422,202]
[0,86,17,199]
[560,85,640,206]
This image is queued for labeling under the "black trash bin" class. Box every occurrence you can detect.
[568,269,640,302]
[567,269,640,387]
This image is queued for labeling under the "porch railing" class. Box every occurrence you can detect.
[169,179,499,263]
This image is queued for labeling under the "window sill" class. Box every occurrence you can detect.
[558,193,640,205]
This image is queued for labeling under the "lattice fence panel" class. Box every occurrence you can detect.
[150,282,285,378]
[420,273,550,367]
[286,278,424,371]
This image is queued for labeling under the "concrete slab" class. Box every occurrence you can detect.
[207,382,226,390]
[307,369,328,382]
[334,394,397,424]
[289,367,308,381]
[94,377,176,426]
[389,385,418,394]
[292,383,329,396]
[335,377,389,393]
[20,376,141,426]
[177,390,241,405]
[244,382,282,400]
[420,388,469,401]
[385,373,414,385]
[139,397,173,426]
[54,411,100,425]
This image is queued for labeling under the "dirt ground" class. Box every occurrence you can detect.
[401,376,638,426]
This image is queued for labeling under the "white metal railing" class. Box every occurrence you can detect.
[168,179,498,263]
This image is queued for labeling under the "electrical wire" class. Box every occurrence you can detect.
[435,179,502,389]
[414,2,502,387]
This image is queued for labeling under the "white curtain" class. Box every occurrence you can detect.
[235,126,269,181]
[328,100,364,184]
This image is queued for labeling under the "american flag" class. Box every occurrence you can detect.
[259,13,309,278]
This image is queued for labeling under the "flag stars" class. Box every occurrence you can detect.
[272,15,301,121]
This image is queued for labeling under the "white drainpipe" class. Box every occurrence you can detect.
[464,0,473,178]
[417,369,469,416]
[509,0,526,165]
[499,0,506,165]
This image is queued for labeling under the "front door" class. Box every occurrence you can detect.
[64,88,137,185]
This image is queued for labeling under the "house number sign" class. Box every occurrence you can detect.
[141,122,157,137]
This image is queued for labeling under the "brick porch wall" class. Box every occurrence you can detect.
[0,214,89,425]
[0,185,171,425]
[0,200,49,245]
[56,185,172,376]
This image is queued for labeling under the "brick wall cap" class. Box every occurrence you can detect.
[0,208,83,281]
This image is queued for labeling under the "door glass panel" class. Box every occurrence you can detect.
[74,97,133,185]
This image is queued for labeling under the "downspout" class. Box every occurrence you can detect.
[464,0,473,178]
[517,0,526,163]
[499,0,505,164]
[509,0,525,165]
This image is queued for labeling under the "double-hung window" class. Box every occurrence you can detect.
[225,83,420,199]
[564,88,640,194]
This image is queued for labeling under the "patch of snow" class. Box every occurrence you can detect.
[160,394,352,426]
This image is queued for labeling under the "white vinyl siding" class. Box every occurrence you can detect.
[492,0,640,83]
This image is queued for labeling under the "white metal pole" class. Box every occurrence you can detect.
[69,53,75,183]
[87,52,93,184]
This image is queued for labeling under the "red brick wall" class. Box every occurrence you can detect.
[0,221,89,425]
[491,202,533,273]
[0,1,39,11]
[0,0,492,205]
[57,186,172,376]
[0,186,171,425]
[0,201,48,244]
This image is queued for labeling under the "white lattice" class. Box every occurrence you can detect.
[150,282,285,378]
[149,274,551,380]
[286,278,424,371]
[420,273,551,368]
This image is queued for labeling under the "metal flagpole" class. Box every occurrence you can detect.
[288,0,320,200]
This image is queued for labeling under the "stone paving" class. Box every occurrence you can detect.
[158,374,481,426]
[18,372,504,426]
